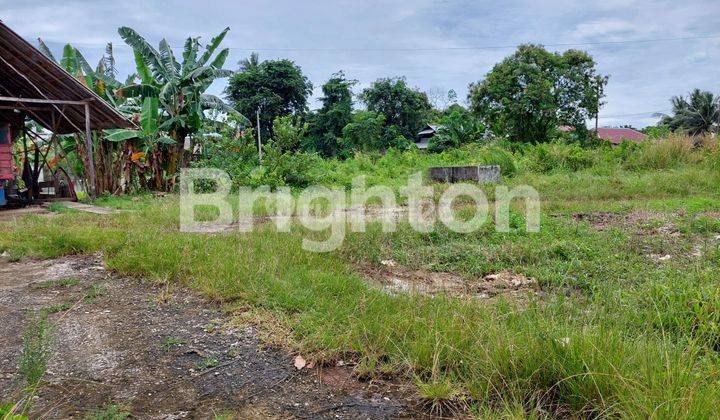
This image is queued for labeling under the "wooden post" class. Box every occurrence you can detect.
[84,102,96,199]
[256,107,263,163]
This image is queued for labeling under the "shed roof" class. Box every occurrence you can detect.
[0,20,131,134]
[418,124,440,137]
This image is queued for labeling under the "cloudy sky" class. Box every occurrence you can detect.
[2,0,719,127]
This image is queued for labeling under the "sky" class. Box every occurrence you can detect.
[2,0,719,128]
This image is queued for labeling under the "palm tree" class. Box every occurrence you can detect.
[659,89,719,136]
[114,26,245,190]
[239,52,260,72]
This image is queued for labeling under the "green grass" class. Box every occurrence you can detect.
[40,302,73,315]
[84,283,106,303]
[195,357,220,371]
[158,337,185,351]
[84,404,131,420]
[35,278,80,289]
[46,202,78,214]
[2,138,720,417]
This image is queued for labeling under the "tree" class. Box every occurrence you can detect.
[429,107,485,152]
[359,77,432,141]
[114,26,240,190]
[658,89,719,136]
[239,52,260,72]
[341,111,385,154]
[272,115,308,153]
[469,44,607,143]
[226,58,313,139]
[307,71,356,157]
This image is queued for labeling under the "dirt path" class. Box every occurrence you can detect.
[0,256,418,419]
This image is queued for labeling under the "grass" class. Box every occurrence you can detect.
[35,278,80,289]
[8,314,54,416]
[158,337,185,351]
[46,202,77,214]
[195,357,220,371]
[84,283,106,303]
[40,302,73,315]
[1,136,719,417]
[84,404,131,420]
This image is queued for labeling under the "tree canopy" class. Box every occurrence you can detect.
[225,56,313,138]
[306,71,356,157]
[469,44,607,143]
[659,89,719,136]
[359,77,432,141]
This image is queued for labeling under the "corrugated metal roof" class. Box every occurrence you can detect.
[593,127,647,144]
[0,20,132,134]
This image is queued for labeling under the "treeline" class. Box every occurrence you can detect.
[33,26,717,194]
[224,44,609,157]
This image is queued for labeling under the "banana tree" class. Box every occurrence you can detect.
[112,26,244,191]
[36,40,140,194]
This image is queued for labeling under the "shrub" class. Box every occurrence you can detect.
[522,141,596,173]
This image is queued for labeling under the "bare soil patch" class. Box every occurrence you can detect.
[358,261,538,301]
[571,209,676,234]
[0,255,419,419]
[0,206,53,222]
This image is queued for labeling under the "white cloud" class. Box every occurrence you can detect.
[573,19,638,40]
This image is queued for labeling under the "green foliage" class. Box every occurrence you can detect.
[85,405,131,420]
[622,135,705,170]
[341,111,386,154]
[658,89,719,136]
[429,107,485,152]
[642,125,671,139]
[226,56,313,138]
[359,77,433,141]
[307,71,356,157]
[271,115,308,153]
[469,44,606,144]
[19,315,53,398]
[521,141,596,173]
[115,26,240,190]
[0,403,26,420]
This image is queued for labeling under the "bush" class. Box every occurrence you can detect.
[522,141,596,173]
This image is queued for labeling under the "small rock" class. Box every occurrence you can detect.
[380,259,397,267]
[658,254,672,261]
[294,355,307,370]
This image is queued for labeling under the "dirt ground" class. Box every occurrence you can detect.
[0,255,421,419]
[358,261,538,301]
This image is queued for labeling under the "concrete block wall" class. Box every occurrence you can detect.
[428,165,501,184]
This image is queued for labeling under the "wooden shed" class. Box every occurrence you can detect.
[0,19,131,204]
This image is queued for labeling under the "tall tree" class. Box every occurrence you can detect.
[225,58,313,139]
[659,89,719,136]
[469,44,607,143]
[307,71,356,157]
[359,77,432,141]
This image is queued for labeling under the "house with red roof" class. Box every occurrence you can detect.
[592,127,647,145]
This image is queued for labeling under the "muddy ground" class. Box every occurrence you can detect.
[0,255,421,419]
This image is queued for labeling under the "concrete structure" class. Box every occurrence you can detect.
[429,165,501,184]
